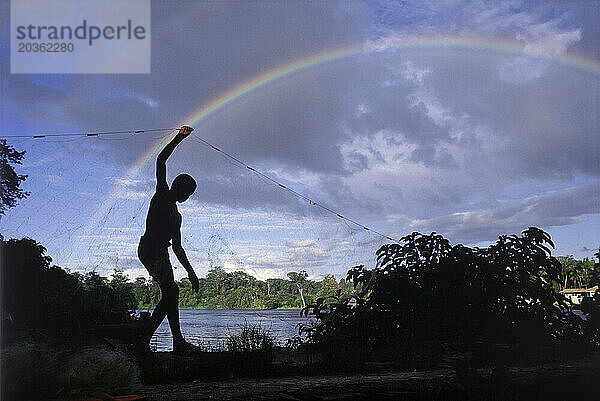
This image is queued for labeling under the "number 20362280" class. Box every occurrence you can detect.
[18,42,74,52]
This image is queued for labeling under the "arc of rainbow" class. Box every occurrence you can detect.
[84,35,600,235]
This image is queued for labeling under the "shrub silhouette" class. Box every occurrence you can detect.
[303,228,594,351]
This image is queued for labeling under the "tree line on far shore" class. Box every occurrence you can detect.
[129,266,353,310]
[95,249,600,313]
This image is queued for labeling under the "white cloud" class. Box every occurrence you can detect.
[117,190,151,200]
[518,20,581,56]
[478,4,581,83]
[41,174,63,183]
[116,267,150,281]
[112,177,142,187]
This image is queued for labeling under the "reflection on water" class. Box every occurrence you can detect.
[138,309,314,352]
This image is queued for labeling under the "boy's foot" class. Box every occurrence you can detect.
[173,340,201,356]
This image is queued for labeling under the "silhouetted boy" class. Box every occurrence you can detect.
[138,125,199,354]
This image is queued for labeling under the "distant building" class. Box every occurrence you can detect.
[560,286,598,304]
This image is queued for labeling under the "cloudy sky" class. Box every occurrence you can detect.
[1,0,598,281]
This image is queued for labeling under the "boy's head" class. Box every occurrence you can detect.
[171,173,197,202]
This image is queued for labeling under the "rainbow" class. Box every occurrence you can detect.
[84,35,600,234]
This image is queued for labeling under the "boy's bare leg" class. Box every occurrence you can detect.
[161,280,198,354]
[163,281,184,343]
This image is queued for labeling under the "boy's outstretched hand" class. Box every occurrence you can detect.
[179,126,194,136]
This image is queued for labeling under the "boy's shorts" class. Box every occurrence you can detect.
[138,236,174,287]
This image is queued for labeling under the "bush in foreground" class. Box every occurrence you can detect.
[302,227,599,358]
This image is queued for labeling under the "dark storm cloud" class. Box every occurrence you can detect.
[193,64,358,174]
[190,171,311,213]
[407,184,599,244]
[2,1,370,155]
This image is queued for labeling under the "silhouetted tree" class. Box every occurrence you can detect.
[0,140,29,215]
[1,237,136,346]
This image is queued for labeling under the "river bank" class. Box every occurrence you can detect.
[135,356,599,400]
[3,338,599,400]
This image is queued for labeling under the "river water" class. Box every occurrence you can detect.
[141,309,314,351]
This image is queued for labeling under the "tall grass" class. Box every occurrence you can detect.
[225,322,276,353]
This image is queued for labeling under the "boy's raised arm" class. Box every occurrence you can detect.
[156,126,194,189]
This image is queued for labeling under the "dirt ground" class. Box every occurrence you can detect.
[135,358,600,401]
